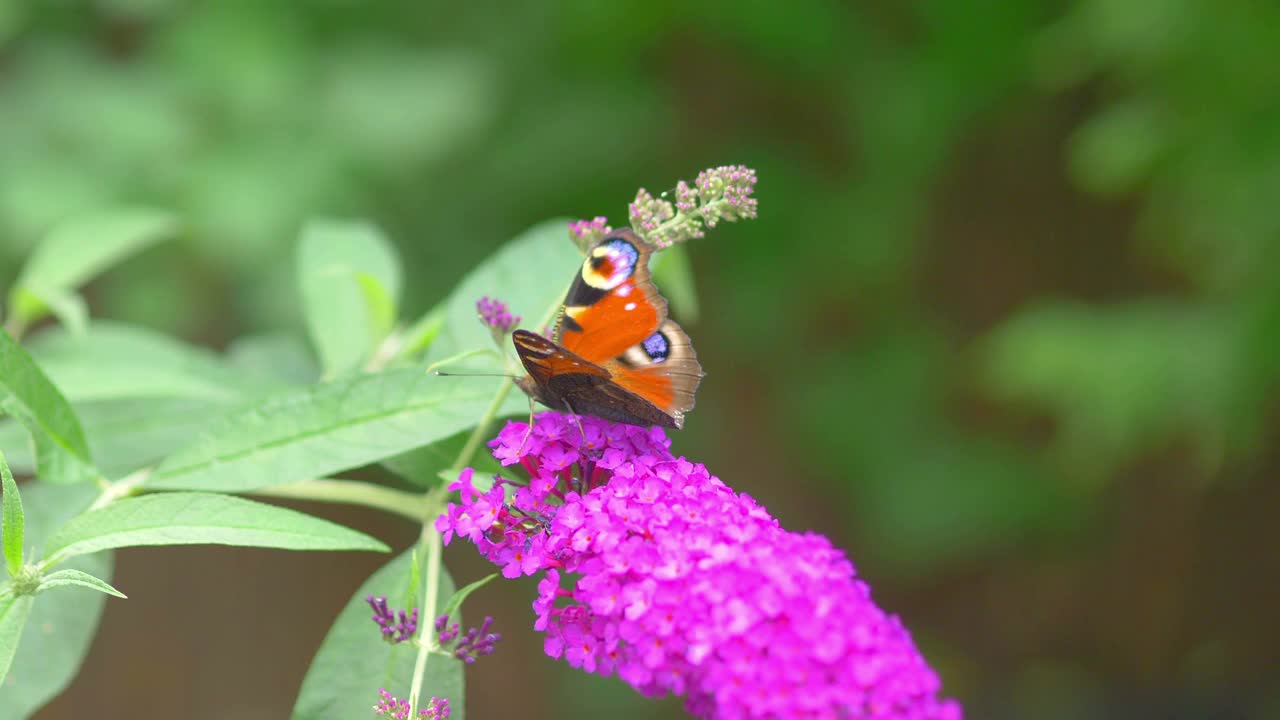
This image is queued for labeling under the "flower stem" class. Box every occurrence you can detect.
[649,208,696,241]
[442,282,566,477]
[364,328,407,373]
[449,379,513,475]
[407,521,443,716]
[648,197,731,242]
[401,283,572,715]
[250,479,429,522]
[396,306,446,361]
[3,316,26,342]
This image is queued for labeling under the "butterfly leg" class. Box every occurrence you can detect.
[558,399,589,495]
[517,395,536,454]
[561,399,588,447]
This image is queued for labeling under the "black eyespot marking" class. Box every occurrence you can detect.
[564,282,607,309]
[570,237,641,302]
[560,313,584,333]
[642,331,670,362]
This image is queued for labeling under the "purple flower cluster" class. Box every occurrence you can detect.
[476,296,519,335]
[569,216,613,250]
[694,164,758,223]
[629,165,760,247]
[435,613,502,663]
[437,413,962,719]
[628,188,677,240]
[367,595,418,644]
[372,690,450,719]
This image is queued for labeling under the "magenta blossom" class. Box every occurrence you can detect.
[437,413,962,719]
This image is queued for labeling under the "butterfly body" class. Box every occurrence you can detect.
[513,229,702,429]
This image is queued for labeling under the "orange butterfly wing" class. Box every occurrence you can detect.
[555,230,666,364]
[513,328,686,428]
[514,228,702,428]
[601,319,702,425]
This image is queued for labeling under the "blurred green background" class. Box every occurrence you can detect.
[2,1,1278,718]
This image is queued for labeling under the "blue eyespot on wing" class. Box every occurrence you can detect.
[641,331,670,363]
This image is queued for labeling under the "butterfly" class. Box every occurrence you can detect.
[513,228,703,429]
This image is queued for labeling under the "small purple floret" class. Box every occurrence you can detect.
[569,216,612,248]
[433,613,502,664]
[476,296,519,334]
[630,165,760,247]
[366,595,418,644]
[373,690,450,719]
[438,412,962,719]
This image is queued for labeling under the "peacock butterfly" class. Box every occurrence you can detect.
[513,228,703,429]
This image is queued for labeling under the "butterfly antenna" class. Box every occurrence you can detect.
[432,370,522,379]
[424,348,505,375]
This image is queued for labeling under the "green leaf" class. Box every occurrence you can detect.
[24,322,279,403]
[0,482,110,718]
[225,333,320,387]
[1069,97,1168,195]
[429,219,579,360]
[981,300,1236,478]
[856,435,1067,575]
[425,219,580,417]
[0,451,22,576]
[36,569,126,599]
[23,429,97,486]
[383,428,502,489]
[439,573,498,622]
[398,303,445,359]
[74,398,236,477]
[0,329,92,484]
[7,207,179,331]
[356,271,398,340]
[43,493,388,561]
[320,45,496,171]
[406,547,422,611]
[0,595,33,688]
[0,397,238,479]
[650,244,699,324]
[24,429,97,486]
[147,370,499,493]
[297,219,402,378]
[10,287,88,336]
[292,549,463,720]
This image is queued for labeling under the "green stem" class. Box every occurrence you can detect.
[2,316,26,342]
[449,379,513,475]
[402,282,571,713]
[88,468,150,512]
[364,328,406,373]
[401,343,523,713]
[396,306,446,361]
[407,520,443,716]
[647,196,732,243]
[250,479,429,522]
